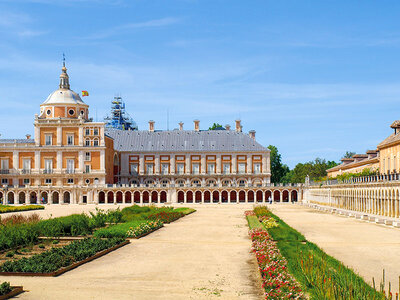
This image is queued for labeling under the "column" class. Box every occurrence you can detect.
[219,192,222,203]
[78,151,84,172]
[57,151,62,171]
[34,126,40,146]
[247,156,252,174]
[201,155,206,175]
[155,156,160,175]
[185,156,190,175]
[34,151,40,172]
[25,192,30,204]
[123,192,126,204]
[232,156,237,174]
[216,155,221,174]
[100,126,105,147]
[100,150,105,172]
[139,155,144,175]
[280,192,283,202]
[262,155,267,174]
[13,151,19,171]
[170,156,175,175]
[78,127,83,146]
[56,126,62,146]
[228,192,231,203]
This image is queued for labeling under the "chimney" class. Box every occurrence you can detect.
[235,119,242,132]
[194,120,200,132]
[179,122,184,131]
[148,120,155,132]
[26,134,31,140]
[249,130,256,140]
[225,124,231,131]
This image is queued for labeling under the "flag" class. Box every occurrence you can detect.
[82,91,89,97]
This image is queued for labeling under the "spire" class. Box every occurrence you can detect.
[59,53,70,89]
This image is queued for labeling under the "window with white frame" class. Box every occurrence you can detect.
[22,159,31,171]
[67,159,75,173]
[85,152,91,161]
[67,134,74,145]
[238,163,246,174]
[85,139,90,146]
[45,178,52,184]
[45,134,52,145]
[93,139,99,146]
[44,159,53,173]
[1,159,9,170]
[129,163,138,175]
[85,128,90,135]
[193,180,200,187]
[23,178,30,185]
[67,178,74,184]
[161,180,169,187]
[253,163,261,174]
[207,163,215,174]
[1,178,8,185]
[93,128,99,136]
[161,163,169,175]
[146,163,154,175]
[176,163,184,174]
[192,163,200,175]
[223,163,230,174]
[176,180,185,187]
[85,164,91,173]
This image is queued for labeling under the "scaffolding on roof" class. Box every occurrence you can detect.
[104,96,138,131]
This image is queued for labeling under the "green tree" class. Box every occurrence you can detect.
[208,123,224,130]
[267,145,289,183]
[289,158,338,183]
[343,151,356,158]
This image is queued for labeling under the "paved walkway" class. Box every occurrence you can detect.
[3,205,263,300]
[270,204,400,294]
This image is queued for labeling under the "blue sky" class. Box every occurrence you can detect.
[1,0,400,168]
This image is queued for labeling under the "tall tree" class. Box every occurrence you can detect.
[267,145,289,183]
[208,123,224,130]
[343,151,356,158]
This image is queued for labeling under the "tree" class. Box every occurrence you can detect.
[288,158,339,183]
[343,151,356,158]
[208,123,224,130]
[267,145,289,183]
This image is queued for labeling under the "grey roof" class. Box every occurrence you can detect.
[105,129,268,153]
[0,139,35,144]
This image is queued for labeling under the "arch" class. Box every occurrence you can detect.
[151,191,158,203]
[239,190,246,202]
[191,179,202,187]
[116,191,123,203]
[221,178,232,187]
[98,191,105,204]
[63,191,70,204]
[212,191,219,203]
[282,190,289,202]
[195,191,202,203]
[221,190,228,203]
[273,190,280,202]
[238,179,247,187]
[206,179,217,187]
[186,191,193,203]
[107,191,114,204]
[142,191,149,203]
[160,191,167,203]
[265,190,272,202]
[52,191,59,204]
[256,190,263,202]
[125,191,132,203]
[134,191,140,203]
[7,192,14,204]
[204,190,211,203]
[18,191,25,204]
[176,180,185,187]
[291,190,298,202]
[248,190,254,203]
[252,178,262,187]
[40,191,48,204]
[177,191,184,203]
[30,191,37,204]
[230,190,237,203]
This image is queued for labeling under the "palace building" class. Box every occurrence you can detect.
[0,63,301,205]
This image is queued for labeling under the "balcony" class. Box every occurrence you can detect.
[65,169,75,174]
[21,169,31,175]
[42,169,53,174]
[0,170,10,175]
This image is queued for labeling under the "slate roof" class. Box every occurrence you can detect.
[378,132,400,148]
[105,129,268,153]
[0,139,35,144]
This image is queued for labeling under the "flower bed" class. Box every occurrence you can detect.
[249,228,305,299]
[0,205,44,214]
[127,220,163,238]
[147,211,184,224]
[259,216,279,229]
[0,237,126,275]
[0,282,23,300]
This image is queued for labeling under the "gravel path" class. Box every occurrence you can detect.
[2,205,263,300]
[271,204,400,294]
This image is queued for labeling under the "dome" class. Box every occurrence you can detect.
[42,89,86,105]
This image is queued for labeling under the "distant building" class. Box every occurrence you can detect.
[377,120,400,174]
[327,150,379,178]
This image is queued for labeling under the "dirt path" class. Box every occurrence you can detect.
[271,204,400,294]
[3,205,263,300]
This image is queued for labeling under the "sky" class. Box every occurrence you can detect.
[0,0,400,168]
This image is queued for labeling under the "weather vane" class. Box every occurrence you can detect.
[63,53,65,67]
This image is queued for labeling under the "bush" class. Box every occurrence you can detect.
[0,282,11,296]
[0,213,41,226]
[0,237,125,273]
[94,220,149,238]
[126,220,163,238]
[147,211,184,223]
[0,205,44,214]
[0,223,39,251]
[36,214,92,237]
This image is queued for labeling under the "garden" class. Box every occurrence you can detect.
[0,205,44,214]
[246,206,391,300]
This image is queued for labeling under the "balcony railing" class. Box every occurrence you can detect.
[65,169,75,174]
[42,169,53,174]
[21,169,31,174]
[0,170,10,174]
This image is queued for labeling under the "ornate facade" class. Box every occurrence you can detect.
[0,63,301,204]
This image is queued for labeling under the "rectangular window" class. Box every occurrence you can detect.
[192,163,200,175]
[129,163,138,175]
[85,128,90,135]
[0,159,9,170]
[223,163,230,174]
[388,158,391,173]
[23,178,30,185]
[23,159,31,171]
[161,163,169,175]
[44,159,53,173]
[85,152,91,161]
[67,159,74,173]
[253,163,261,174]
[207,163,215,174]
[85,139,90,146]
[238,163,246,174]
[67,178,74,184]
[45,178,52,184]
[45,134,52,145]
[395,156,397,172]
[67,134,74,145]
[176,163,184,175]
[93,128,99,136]
[146,163,154,175]
[1,178,8,185]
[85,165,91,173]
[93,139,99,146]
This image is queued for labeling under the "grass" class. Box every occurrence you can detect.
[93,220,148,238]
[0,205,44,214]
[247,207,386,300]
[173,208,196,215]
